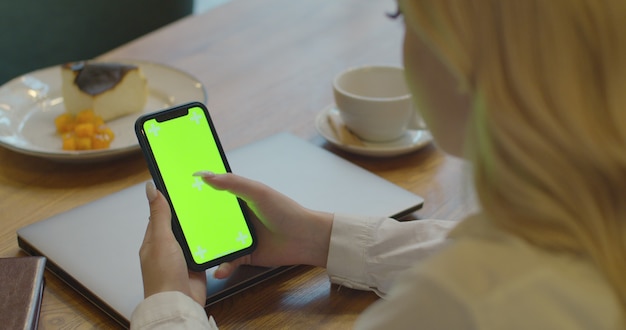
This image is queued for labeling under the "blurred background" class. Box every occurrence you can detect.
[0,0,233,85]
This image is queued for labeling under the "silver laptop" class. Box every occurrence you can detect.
[17,132,424,328]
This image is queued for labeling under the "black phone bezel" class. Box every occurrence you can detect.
[134,101,256,271]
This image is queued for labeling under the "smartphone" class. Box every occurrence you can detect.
[134,102,256,271]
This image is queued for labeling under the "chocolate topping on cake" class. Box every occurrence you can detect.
[64,61,137,96]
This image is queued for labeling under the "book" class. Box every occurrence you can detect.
[0,256,46,330]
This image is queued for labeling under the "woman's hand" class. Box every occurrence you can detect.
[193,171,334,279]
[139,182,207,305]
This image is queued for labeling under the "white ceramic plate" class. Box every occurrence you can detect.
[0,60,206,162]
[315,105,432,157]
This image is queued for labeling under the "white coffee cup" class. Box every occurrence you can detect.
[333,65,418,142]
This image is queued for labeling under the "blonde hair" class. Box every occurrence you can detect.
[403,0,626,318]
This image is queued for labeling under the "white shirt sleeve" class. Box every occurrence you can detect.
[130,291,217,329]
[326,214,455,296]
[130,215,455,328]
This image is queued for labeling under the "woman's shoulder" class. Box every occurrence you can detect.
[403,225,620,329]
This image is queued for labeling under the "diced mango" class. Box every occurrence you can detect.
[75,137,92,150]
[96,125,115,140]
[62,133,76,151]
[54,111,115,150]
[74,122,95,138]
[92,134,112,149]
[55,113,76,134]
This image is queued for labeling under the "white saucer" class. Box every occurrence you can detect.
[315,105,432,157]
[0,60,207,163]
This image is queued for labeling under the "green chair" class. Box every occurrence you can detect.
[0,0,194,85]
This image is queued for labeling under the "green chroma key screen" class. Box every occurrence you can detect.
[143,106,253,265]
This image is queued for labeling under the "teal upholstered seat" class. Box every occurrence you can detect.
[0,0,193,84]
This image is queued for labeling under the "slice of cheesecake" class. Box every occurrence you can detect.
[61,61,148,121]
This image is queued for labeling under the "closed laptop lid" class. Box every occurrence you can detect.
[17,132,424,327]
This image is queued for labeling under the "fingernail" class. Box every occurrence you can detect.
[145,182,157,202]
[192,170,216,178]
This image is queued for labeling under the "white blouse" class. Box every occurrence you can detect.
[131,214,620,329]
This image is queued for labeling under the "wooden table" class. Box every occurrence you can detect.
[0,0,475,328]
